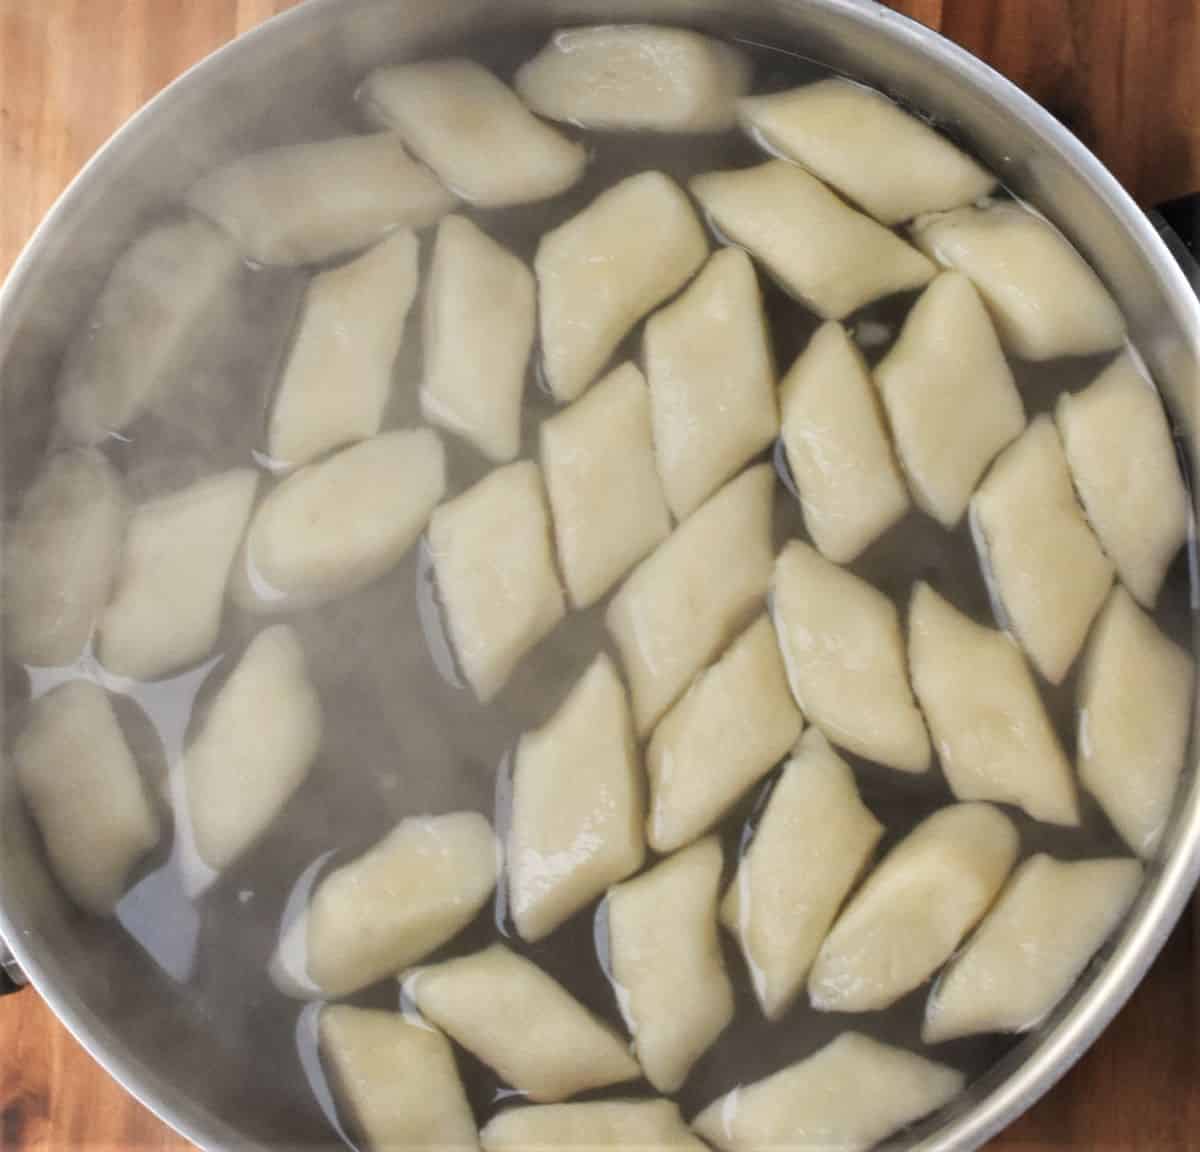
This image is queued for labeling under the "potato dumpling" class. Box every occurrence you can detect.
[429,461,565,702]
[644,248,779,519]
[607,837,734,1092]
[361,60,586,207]
[537,171,709,403]
[693,1032,963,1152]
[183,626,322,873]
[516,25,751,133]
[57,219,241,444]
[541,363,671,608]
[268,230,419,469]
[972,416,1113,684]
[1079,586,1194,857]
[912,201,1126,360]
[423,216,535,463]
[6,451,126,667]
[407,944,639,1102]
[1056,356,1188,607]
[99,469,258,681]
[607,464,774,735]
[275,812,497,999]
[483,1100,704,1152]
[238,429,445,613]
[15,681,159,916]
[722,730,883,1021]
[779,322,910,562]
[646,615,802,854]
[319,1006,476,1152]
[924,854,1143,1043]
[738,78,995,225]
[875,272,1025,527]
[772,541,931,774]
[808,803,1018,1013]
[509,655,644,942]
[188,133,453,267]
[689,160,935,319]
[909,583,1079,825]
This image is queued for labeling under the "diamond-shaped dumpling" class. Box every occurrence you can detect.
[482,1100,704,1152]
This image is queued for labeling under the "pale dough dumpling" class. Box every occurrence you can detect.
[644,247,779,518]
[1078,586,1194,857]
[6,451,126,667]
[407,944,640,1102]
[772,541,930,773]
[607,837,734,1092]
[693,1032,963,1152]
[428,460,565,702]
[738,78,995,225]
[239,430,445,613]
[319,1006,476,1152]
[722,729,883,1021]
[924,854,1143,1043]
[423,215,535,463]
[537,171,709,402]
[276,812,497,998]
[1056,356,1188,607]
[361,60,586,206]
[57,218,242,443]
[15,681,159,916]
[646,615,802,854]
[874,272,1025,527]
[99,469,258,681]
[541,363,671,608]
[515,25,751,133]
[188,133,453,267]
[689,160,935,319]
[607,464,774,735]
[483,1100,704,1152]
[779,322,909,561]
[972,416,1113,683]
[183,626,322,873]
[912,202,1126,360]
[808,803,1018,1012]
[509,655,643,942]
[268,229,419,468]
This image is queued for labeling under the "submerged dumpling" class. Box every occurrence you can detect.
[407,944,640,1102]
[972,416,1113,683]
[689,160,935,319]
[483,1100,704,1152]
[644,247,779,519]
[607,837,733,1092]
[538,172,709,403]
[722,730,883,1021]
[6,450,126,667]
[423,215,535,463]
[15,681,159,916]
[188,133,453,266]
[909,583,1079,825]
[1078,586,1194,857]
[924,854,1143,1042]
[1056,356,1188,607]
[361,59,585,206]
[516,25,751,133]
[772,542,930,774]
[268,230,419,468]
[509,655,644,942]
[738,78,995,225]
[779,322,910,562]
[912,202,1126,360]
[808,803,1018,1012]
[693,1032,963,1152]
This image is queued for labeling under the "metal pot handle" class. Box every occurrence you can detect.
[0,939,28,994]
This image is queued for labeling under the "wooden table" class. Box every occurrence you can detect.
[2,2,1199,1149]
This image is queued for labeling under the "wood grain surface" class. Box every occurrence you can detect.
[2,2,1199,1150]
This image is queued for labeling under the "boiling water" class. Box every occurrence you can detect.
[7,20,1196,1150]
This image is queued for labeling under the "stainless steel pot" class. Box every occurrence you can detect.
[1,2,1198,1149]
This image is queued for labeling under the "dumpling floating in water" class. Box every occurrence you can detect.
[482,1099,704,1152]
